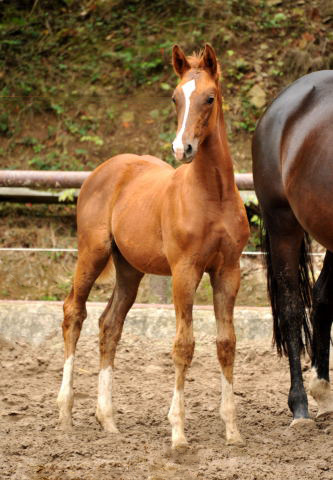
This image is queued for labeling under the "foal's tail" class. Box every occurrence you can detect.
[261,222,314,357]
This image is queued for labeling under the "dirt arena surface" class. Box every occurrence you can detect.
[1,330,332,480]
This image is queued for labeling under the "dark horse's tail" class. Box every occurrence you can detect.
[261,221,314,357]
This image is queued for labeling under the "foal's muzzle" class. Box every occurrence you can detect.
[171,142,196,163]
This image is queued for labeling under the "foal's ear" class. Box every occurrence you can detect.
[199,43,218,78]
[172,45,191,77]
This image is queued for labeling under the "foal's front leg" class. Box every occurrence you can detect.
[210,264,244,445]
[168,263,202,449]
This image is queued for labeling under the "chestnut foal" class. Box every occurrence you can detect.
[57,44,249,448]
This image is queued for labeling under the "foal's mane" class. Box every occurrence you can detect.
[187,50,222,83]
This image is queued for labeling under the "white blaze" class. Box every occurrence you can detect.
[172,79,196,155]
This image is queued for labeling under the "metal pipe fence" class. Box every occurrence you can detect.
[0,170,254,190]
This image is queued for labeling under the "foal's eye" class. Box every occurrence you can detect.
[207,96,215,105]
[172,97,176,104]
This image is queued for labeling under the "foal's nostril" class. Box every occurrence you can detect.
[185,144,193,156]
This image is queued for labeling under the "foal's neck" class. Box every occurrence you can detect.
[191,112,236,199]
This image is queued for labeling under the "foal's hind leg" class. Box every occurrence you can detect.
[57,242,110,430]
[310,250,333,417]
[210,264,244,446]
[96,245,143,433]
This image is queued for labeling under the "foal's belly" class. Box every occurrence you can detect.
[114,233,172,276]
[111,189,172,276]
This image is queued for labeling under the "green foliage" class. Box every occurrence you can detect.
[51,103,64,116]
[235,99,259,133]
[0,113,10,136]
[80,135,104,146]
[32,143,45,153]
[241,197,261,250]
[0,0,329,173]
[41,294,59,301]
[262,12,288,29]
[58,189,77,203]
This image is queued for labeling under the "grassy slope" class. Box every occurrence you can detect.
[1,0,332,172]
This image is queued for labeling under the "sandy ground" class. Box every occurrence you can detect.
[1,330,333,480]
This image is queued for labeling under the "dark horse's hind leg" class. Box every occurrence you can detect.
[310,250,333,416]
[264,206,313,424]
[96,243,144,432]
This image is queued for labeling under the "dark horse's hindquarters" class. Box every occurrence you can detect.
[252,70,333,424]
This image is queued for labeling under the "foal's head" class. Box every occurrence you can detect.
[171,44,222,163]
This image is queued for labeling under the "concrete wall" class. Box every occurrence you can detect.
[0,301,273,346]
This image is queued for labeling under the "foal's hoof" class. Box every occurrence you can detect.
[95,412,119,434]
[226,433,245,447]
[289,418,316,430]
[103,421,119,434]
[172,438,189,450]
[56,420,73,432]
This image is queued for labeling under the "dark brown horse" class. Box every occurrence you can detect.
[57,44,249,448]
[253,70,333,426]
